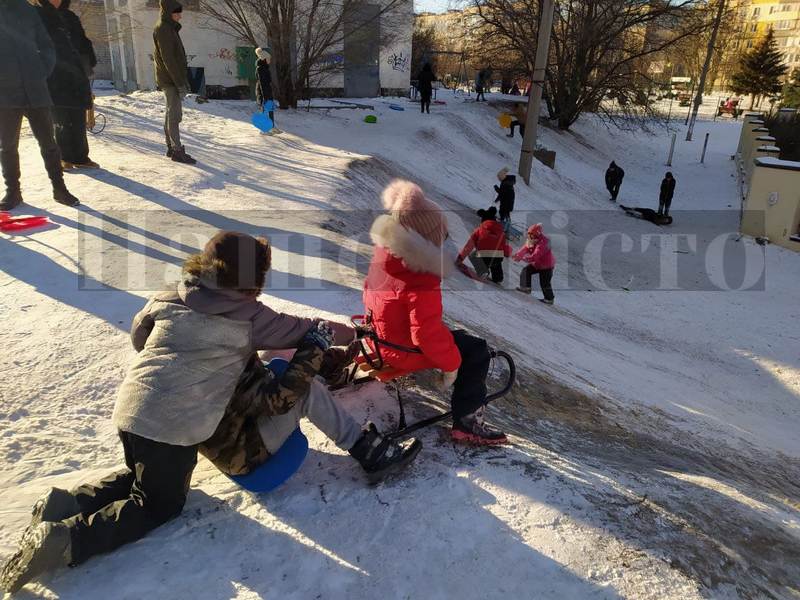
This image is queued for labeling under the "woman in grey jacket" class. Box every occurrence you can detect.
[1,231,421,594]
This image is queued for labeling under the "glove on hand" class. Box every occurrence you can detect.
[303,321,335,351]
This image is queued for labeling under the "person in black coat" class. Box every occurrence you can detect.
[493,167,516,234]
[59,0,97,78]
[605,161,624,202]
[417,63,435,114]
[255,46,277,130]
[38,0,96,169]
[659,172,676,216]
[0,0,79,210]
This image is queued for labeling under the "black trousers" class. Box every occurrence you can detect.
[0,107,64,191]
[481,257,504,283]
[520,265,555,301]
[65,431,198,565]
[608,181,621,201]
[509,120,525,137]
[450,330,491,421]
[53,106,90,164]
[658,198,672,216]
[420,94,431,113]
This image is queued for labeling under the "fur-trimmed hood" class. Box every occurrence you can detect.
[370,215,456,279]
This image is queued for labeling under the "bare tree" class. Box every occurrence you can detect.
[472,0,709,129]
[200,0,410,108]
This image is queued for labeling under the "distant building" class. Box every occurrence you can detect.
[101,0,412,97]
[66,0,113,81]
[735,0,800,75]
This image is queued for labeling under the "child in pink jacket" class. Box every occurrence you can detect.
[513,223,556,304]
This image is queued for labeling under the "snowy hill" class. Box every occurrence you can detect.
[1,91,798,599]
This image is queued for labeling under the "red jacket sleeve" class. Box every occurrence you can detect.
[458,230,479,261]
[406,289,462,372]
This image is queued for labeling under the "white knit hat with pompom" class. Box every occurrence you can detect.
[381,180,448,247]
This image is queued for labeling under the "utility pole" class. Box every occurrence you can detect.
[686,0,727,141]
[518,0,556,185]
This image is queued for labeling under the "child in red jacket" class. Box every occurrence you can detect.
[457,207,512,283]
[363,180,508,445]
[514,223,556,304]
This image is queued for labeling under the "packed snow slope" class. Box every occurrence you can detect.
[1,91,798,599]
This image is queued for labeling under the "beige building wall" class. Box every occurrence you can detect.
[742,158,800,250]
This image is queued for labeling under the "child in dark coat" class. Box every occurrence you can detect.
[255,46,278,132]
[494,167,516,235]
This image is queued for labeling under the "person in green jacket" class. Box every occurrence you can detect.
[153,0,195,164]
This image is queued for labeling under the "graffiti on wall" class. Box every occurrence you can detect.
[208,48,236,62]
[386,52,409,73]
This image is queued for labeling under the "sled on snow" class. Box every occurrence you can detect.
[340,315,516,440]
[0,212,50,233]
[228,358,308,493]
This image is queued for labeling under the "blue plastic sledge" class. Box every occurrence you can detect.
[228,358,309,493]
[389,104,405,111]
[251,100,275,133]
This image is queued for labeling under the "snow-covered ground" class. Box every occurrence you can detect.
[1,90,798,599]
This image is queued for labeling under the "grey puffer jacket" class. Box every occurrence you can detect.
[112,275,354,446]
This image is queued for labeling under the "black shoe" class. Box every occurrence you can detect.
[166,147,174,158]
[349,423,422,484]
[506,133,514,138]
[0,522,71,595]
[52,185,80,207]
[539,298,554,305]
[451,407,508,445]
[171,148,197,165]
[30,488,80,528]
[0,188,23,211]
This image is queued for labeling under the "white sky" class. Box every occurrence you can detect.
[414,0,459,14]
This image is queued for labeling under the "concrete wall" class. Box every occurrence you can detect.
[103,0,411,96]
[70,0,113,80]
[742,158,800,251]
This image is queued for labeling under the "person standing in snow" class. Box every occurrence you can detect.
[363,179,508,445]
[457,206,512,284]
[494,167,516,234]
[255,46,278,132]
[153,0,195,164]
[604,161,624,202]
[475,69,487,102]
[658,172,676,217]
[514,223,556,304]
[0,231,421,594]
[37,0,97,170]
[507,102,526,138]
[0,0,80,210]
[58,0,97,78]
[417,63,436,114]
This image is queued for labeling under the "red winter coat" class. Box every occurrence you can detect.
[362,216,462,373]
[458,220,512,261]
[513,234,556,270]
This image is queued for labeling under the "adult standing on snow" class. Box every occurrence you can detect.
[0,0,80,210]
[475,69,487,102]
[59,0,97,78]
[658,172,676,217]
[417,63,435,114]
[605,161,624,202]
[38,0,97,170]
[153,0,195,164]
[363,179,508,445]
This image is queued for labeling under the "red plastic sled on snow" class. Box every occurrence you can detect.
[0,212,50,233]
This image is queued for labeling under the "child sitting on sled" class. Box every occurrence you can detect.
[457,206,512,284]
[363,180,509,446]
[0,231,421,595]
[514,223,556,304]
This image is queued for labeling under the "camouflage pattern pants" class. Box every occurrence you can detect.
[200,357,362,476]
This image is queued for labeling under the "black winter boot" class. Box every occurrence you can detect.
[349,423,422,484]
[52,184,80,207]
[452,406,508,445]
[0,188,23,211]
[30,488,80,528]
[171,147,197,165]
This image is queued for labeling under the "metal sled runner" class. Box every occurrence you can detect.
[347,315,516,440]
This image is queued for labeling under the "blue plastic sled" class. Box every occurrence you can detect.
[389,104,405,111]
[228,358,309,493]
[251,100,275,133]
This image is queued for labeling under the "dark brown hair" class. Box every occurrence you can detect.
[184,231,271,295]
